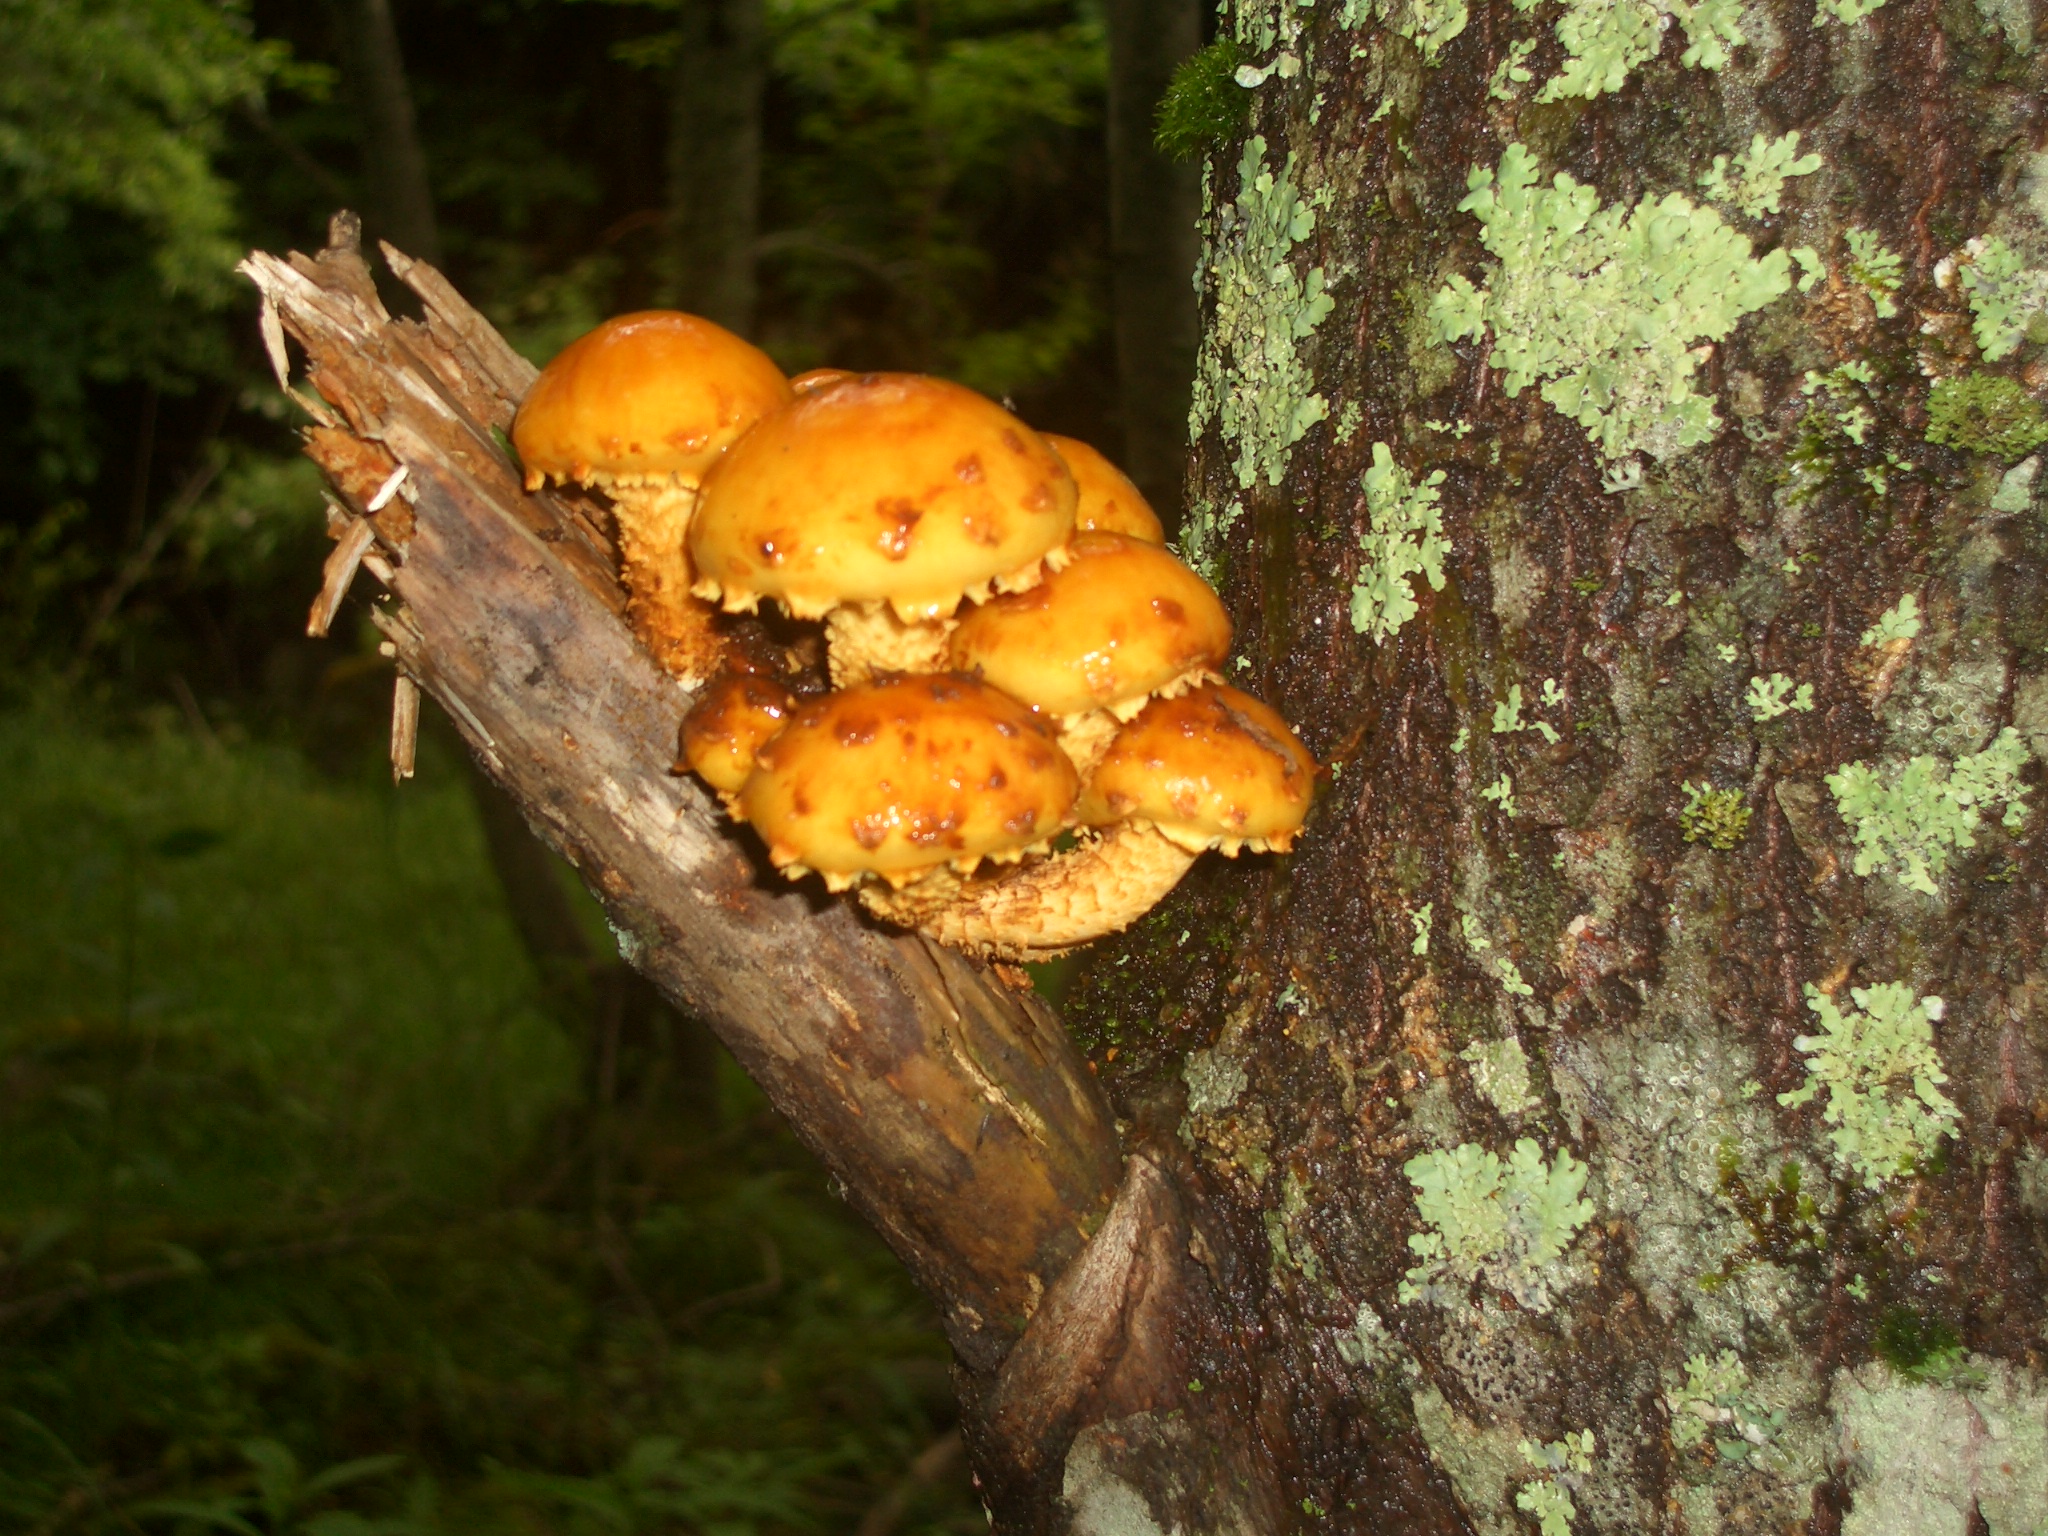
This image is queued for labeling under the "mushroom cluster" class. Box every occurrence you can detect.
[514,311,1315,959]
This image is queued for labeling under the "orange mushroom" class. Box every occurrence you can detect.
[688,373,1077,686]
[513,311,792,684]
[1043,434,1166,543]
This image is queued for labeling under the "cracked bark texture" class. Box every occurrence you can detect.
[1062,0,2048,1530]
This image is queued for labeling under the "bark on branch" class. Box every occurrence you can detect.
[239,216,1125,1385]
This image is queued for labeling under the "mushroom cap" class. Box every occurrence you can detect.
[679,667,796,796]
[1075,682,1315,853]
[512,311,792,487]
[946,531,1230,717]
[737,673,1079,887]
[789,367,854,394]
[1044,435,1166,543]
[688,373,1077,622]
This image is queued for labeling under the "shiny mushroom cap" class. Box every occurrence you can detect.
[736,673,1079,890]
[946,530,1230,719]
[678,667,796,796]
[1076,682,1315,854]
[688,373,1077,623]
[511,310,793,489]
[1043,435,1166,543]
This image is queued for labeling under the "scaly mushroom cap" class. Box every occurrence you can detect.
[678,667,795,796]
[688,373,1077,623]
[512,311,792,489]
[1076,682,1315,854]
[1044,435,1166,543]
[946,531,1230,718]
[511,312,793,685]
[736,673,1079,890]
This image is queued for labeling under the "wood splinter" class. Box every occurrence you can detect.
[390,672,420,783]
[307,517,378,638]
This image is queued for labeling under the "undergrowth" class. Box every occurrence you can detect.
[0,695,977,1535]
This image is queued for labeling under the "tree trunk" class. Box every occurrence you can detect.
[661,0,766,334]
[251,0,2048,1492]
[334,0,441,264]
[1104,0,1203,523]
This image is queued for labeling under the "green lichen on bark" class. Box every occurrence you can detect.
[1825,727,2031,893]
[1348,442,1449,641]
[1430,143,1794,464]
[1778,983,1960,1185]
[1399,1139,1595,1312]
[1186,134,1334,573]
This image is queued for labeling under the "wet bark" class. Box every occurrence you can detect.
[1104,0,1204,522]
[1060,0,2048,1529]
[661,0,766,334]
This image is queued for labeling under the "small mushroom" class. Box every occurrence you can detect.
[866,681,1315,959]
[677,664,796,798]
[1075,682,1315,855]
[946,530,1230,773]
[687,373,1078,686]
[730,673,1079,892]
[513,311,793,684]
[1043,434,1166,543]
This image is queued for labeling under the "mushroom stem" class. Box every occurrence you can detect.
[608,480,726,686]
[824,602,954,687]
[858,823,1199,961]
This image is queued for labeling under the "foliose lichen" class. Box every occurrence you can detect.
[1186,135,1334,568]
[1746,673,1816,721]
[1399,1138,1596,1312]
[1349,442,1449,641]
[1510,0,1744,103]
[1860,594,1922,647]
[1777,982,1960,1185]
[1430,144,1794,464]
[1814,0,1885,22]
[1493,683,1561,743]
[1697,132,1822,220]
[1825,727,2031,893]
[1923,373,2048,459]
[1668,1352,1787,1465]
[1343,0,1471,64]
[1960,236,2048,361]
[1516,1431,1595,1536]
[1844,229,1903,318]
[1679,782,1751,849]
[1462,1036,1537,1115]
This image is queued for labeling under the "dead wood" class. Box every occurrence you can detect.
[238,216,1131,1397]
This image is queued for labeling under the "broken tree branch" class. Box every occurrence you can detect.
[238,215,1125,1381]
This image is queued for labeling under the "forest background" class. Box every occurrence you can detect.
[0,0,1202,1529]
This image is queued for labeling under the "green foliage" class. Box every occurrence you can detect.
[1697,132,1821,219]
[1779,982,1960,1184]
[1154,40,1247,161]
[1924,373,2048,459]
[0,700,979,1535]
[1960,236,2048,361]
[1399,1138,1595,1312]
[1679,782,1751,850]
[0,0,301,483]
[1186,135,1334,563]
[1844,229,1902,318]
[1430,144,1793,464]
[1826,728,2031,893]
[1348,443,1449,641]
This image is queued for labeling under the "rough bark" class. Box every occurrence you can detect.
[1104,0,1204,522]
[662,0,766,333]
[1062,0,2048,1530]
